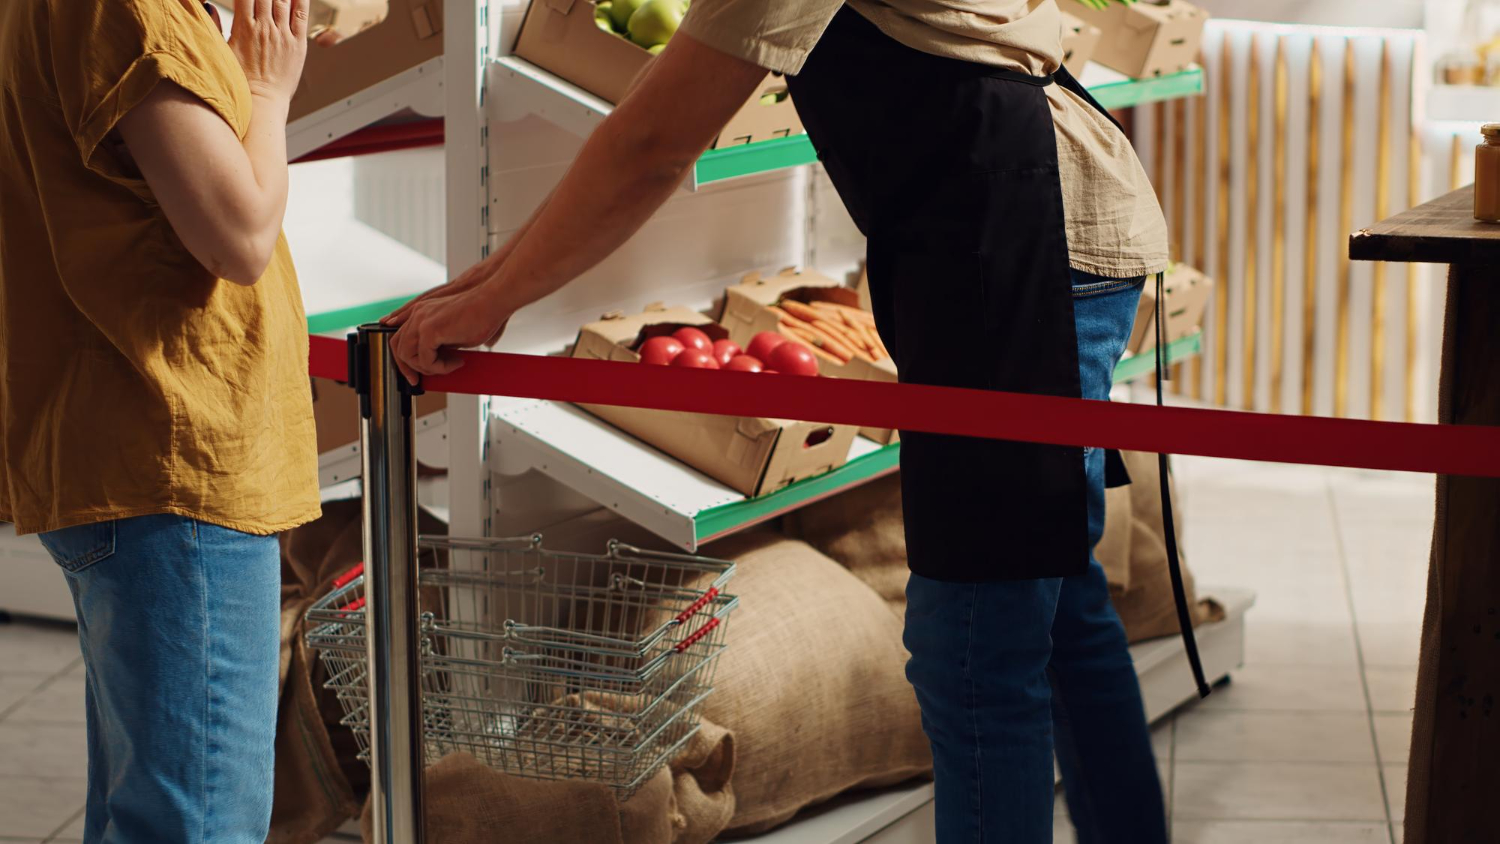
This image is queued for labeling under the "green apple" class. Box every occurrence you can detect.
[595,1,616,32]
[648,43,666,55]
[759,93,778,106]
[627,0,683,49]
[608,0,644,32]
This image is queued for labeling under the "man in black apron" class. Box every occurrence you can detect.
[389,1,1170,840]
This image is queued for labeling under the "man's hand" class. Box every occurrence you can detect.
[388,281,512,384]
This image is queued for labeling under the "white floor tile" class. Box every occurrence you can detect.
[0,775,84,839]
[0,674,45,716]
[1384,765,1406,825]
[1199,663,1367,712]
[1356,621,1422,667]
[1242,618,1361,667]
[1372,714,1413,767]
[1151,718,1173,759]
[0,623,79,676]
[1172,820,1391,843]
[1364,666,1417,714]
[1173,762,1387,821]
[4,674,84,725]
[1174,711,1376,764]
[0,724,87,779]
[1053,811,1078,844]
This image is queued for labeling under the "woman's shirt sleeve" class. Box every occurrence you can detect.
[48,0,251,181]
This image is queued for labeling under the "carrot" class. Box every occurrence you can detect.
[787,325,852,362]
[779,300,824,323]
[785,326,844,362]
[811,319,862,354]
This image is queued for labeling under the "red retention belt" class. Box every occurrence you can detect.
[308,335,1500,479]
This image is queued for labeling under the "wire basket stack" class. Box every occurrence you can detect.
[306,535,738,799]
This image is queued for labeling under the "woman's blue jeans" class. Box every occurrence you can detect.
[39,514,281,844]
[904,271,1167,843]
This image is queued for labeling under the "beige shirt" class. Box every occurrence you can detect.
[681,0,1170,278]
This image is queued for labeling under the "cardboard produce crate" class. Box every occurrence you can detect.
[513,0,803,149]
[1127,265,1214,355]
[571,304,858,497]
[721,268,899,445]
[291,0,444,122]
[1067,0,1207,79]
[1060,12,1103,75]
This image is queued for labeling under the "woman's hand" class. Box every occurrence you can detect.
[229,0,310,104]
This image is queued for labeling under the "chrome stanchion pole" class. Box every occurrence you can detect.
[351,324,426,844]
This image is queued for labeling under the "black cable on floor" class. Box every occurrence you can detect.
[1154,270,1211,698]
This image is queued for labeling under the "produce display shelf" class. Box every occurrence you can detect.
[1114,332,1203,384]
[491,331,1204,551]
[1079,63,1204,111]
[492,56,1203,188]
[286,56,445,162]
[733,587,1254,844]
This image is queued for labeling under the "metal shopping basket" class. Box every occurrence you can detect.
[306,534,738,799]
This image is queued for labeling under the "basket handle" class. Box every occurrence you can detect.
[344,596,367,613]
[333,562,365,589]
[674,617,721,653]
[673,586,720,625]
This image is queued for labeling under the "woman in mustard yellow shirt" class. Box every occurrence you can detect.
[0,2,317,840]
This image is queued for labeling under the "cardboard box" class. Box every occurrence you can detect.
[291,0,444,122]
[309,0,389,41]
[571,304,858,496]
[720,268,899,445]
[311,377,447,456]
[513,0,803,149]
[1060,12,1103,76]
[1127,265,1214,355]
[1067,0,1207,79]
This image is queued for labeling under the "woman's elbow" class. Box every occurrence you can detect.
[201,232,277,286]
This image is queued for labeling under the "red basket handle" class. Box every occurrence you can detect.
[673,587,720,625]
[674,617,721,653]
[333,562,365,589]
[344,596,367,613]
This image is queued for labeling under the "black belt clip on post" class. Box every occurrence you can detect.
[348,324,428,844]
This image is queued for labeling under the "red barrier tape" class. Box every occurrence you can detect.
[307,335,1500,478]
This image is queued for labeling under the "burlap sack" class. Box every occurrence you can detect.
[699,530,932,837]
[1109,451,1224,643]
[357,719,736,844]
[1096,483,1133,592]
[781,473,907,617]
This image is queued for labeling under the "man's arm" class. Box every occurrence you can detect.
[388,35,768,379]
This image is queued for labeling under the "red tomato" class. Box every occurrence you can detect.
[638,336,685,366]
[711,339,742,367]
[724,354,763,373]
[768,341,819,376]
[745,331,787,362]
[673,327,713,352]
[671,348,719,369]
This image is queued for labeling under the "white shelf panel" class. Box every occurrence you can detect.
[286,57,445,161]
[284,163,447,334]
[491,399,892,551]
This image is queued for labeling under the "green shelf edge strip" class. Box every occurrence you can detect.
[306,293,419,334]
[1089,67,1204,111]
[695,331,1203,541]
[695,135,818,185]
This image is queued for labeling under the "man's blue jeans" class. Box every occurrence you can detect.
[39,514,281,844]
[904,271,1167,843]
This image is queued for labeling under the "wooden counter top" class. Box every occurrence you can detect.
[1350,185,1500,266]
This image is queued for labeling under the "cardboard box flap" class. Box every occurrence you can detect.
[575,306,728,358]
[292,0,444,120]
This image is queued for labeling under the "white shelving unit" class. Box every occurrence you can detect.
[286,56,445,162]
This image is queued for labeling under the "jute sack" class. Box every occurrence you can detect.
[357,719,736,844]
[1110,451,1224,643]
[698,530,932,836]
[781,473,908,617]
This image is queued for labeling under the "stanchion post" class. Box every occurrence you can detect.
[350,325,426,844]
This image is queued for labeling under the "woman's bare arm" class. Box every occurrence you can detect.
[115,0,308,285]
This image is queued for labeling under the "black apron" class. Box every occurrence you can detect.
[787,7,1127,582]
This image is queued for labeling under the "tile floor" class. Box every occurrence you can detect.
[0,456,1431,843]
